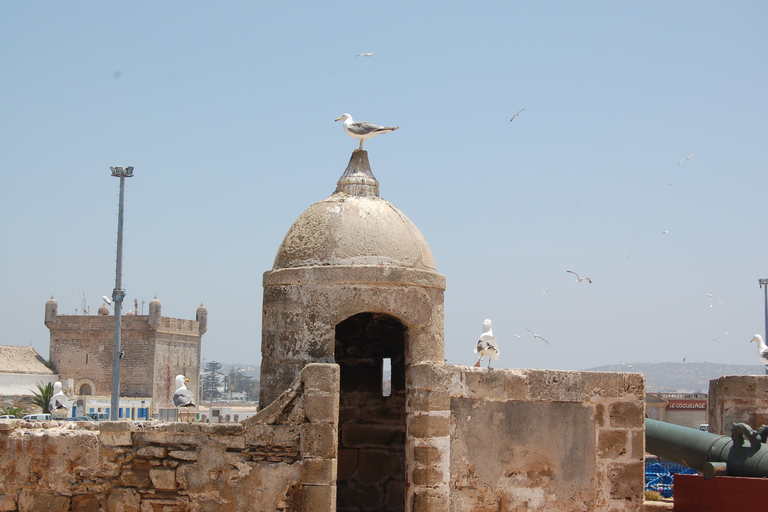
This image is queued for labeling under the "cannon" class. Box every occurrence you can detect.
[646,418,768,479]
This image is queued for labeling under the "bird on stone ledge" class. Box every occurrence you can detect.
[473,319,499,369]
[173,375,196,421]
[335,113,399,151]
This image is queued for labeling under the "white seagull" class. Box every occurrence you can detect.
[473,319,500,368]
[355,52,377,57]
[751,335,768,366]
[567,270,592,284]
[335,113,399,150]
[49,381,69,419]
[678,153,694,165]
[510,108,525,121]
[525,328,550,346]
[173,375,196,409]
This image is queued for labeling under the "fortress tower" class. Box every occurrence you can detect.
[260,150,446,510]
[45,296,207,416]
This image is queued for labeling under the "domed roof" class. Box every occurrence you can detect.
[273,151,437,272]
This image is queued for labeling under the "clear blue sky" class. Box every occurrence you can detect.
[1,2,766,372]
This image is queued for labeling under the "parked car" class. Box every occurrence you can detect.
[65,416,95,422]
[85,412,110,421]
[22,413,53,421]
[0,415,17,419]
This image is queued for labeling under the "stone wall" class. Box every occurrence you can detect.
[0,363,338,512]
[708,375,768,435]
[406,364,646,512]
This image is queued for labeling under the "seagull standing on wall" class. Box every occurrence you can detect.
[751,335,768,375]
[473,319,499,368]
[335,113,399,150]
[49,381,69,418]
[173,375,196,408]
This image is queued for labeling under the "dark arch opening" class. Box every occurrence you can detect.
[79,383,92,395]
[335,312,406,512]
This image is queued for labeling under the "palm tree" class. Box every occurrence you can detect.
[30,382,54,414]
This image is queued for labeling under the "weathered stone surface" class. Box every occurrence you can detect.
[409,413,450,438]
[17,490,70,512]
[609,401,645,428]
[302,457,337,485]
[302,484,335,512]
[598,429,629,458]
[104,488,140,512]
[149,467,178,490]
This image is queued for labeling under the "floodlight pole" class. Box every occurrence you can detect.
[110,166,134,420]
[761,279,768,376]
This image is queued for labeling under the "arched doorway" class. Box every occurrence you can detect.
[335,312,406,512]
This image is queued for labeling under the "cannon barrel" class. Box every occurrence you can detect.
[645,418,768,478]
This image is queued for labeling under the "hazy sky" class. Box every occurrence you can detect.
[1,2,766,372]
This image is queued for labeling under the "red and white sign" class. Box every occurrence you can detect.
[666,400,707,410]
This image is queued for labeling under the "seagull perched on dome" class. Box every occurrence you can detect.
[473,319,499,368]
[49,381,70,419]
[335,113,399,150]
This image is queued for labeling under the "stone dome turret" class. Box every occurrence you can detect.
[98,304,110,315]
[273,150,436,271]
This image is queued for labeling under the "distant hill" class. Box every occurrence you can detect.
[585,362,766,393]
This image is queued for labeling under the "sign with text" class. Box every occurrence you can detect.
[666,400,707,410]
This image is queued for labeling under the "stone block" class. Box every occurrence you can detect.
[358,449,403,483]
[301,423,337,458]
[104,488,140,512]
[99,429,133,446]
[407,389,450,412]
[149,467,178,490]
[412,490,449,512]
[0,495,15,512]
[413,445,444,467]
[70,494,100,512]
[609,401,644,428]
[136,446,167,458]
[408,363,454,391]
[408,413,450,438]
[302,363,340,394]
[597,429,628,459]
[17,491,70,512]
[412,466,442,486]
[631,429,645,459]
[609,460,644,500]
[302,484,336,512]
[304,392,338,424]
[303,457,337,485]
[463,369,521,401]
[168,450,198,461]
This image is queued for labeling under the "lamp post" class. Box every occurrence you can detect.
[110,166,134,420]
[761,279,768,376]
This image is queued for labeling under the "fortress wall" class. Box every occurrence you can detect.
[708,375,768,435]
[0,363,339,512]
[407,364,645,512]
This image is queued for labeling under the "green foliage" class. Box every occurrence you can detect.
[0,405,28,418]
[30,382,54,414]
[644,490,664,501]
[202,361,223,402]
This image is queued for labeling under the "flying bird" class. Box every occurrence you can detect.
[473,319,499,368]
[49,381,69,418]
[525,328,550,345]
[567,270,592,284]
[678,153,694,165]
[621,250,630,260]
[335,113,399,150]
[173,375,196,409]
[355,52,377,57]
[661,231,669,235]
[542,289,551,294]
[510,108,525,121]
[751,335,768,367]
